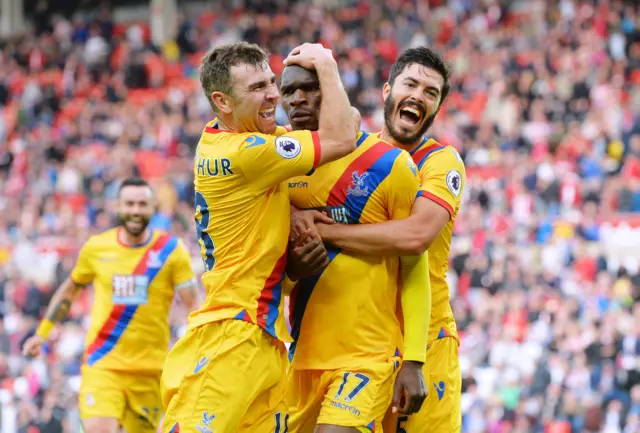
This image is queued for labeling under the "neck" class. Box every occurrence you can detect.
[380,125,423,153]
[119,227,151,247]
[216,116,242,133]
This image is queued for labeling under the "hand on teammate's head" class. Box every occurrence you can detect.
[283,43,335,70]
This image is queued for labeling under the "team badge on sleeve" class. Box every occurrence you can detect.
[446,170,462,196]
[275,136,302,159]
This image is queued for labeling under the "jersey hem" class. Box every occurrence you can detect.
[187,312,293,343]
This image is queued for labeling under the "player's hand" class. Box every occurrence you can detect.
[391,361,427,415]
[22,335,46,358]
[290,209,333,244]
[287,232,330,281]
[283,43,335,69]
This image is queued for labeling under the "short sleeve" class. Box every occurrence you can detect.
[70,239,96,286]
[170,238,196,290]
[418,147,466,218]
[236,130,321,188]
[387,151,422,221]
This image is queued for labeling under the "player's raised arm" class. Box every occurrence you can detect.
[22,243,94,358]
[284,43,358,165]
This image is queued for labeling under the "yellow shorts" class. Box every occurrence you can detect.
[79,365,162,433]
[395,337,461,433]
[287,357,400,433]
[160,319,288,433]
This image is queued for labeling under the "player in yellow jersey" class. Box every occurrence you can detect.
[280,64,430,433]
[160,42,359,433]
[315,47,465,433]
[22,177,199,433]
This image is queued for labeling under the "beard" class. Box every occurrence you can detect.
[117,214,151,237]
[383,93,437,145]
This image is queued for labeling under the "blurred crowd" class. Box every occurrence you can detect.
[0,0,639,432]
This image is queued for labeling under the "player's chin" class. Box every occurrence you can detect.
[257,115,278,134]
[124,221,147,236]
[393,129,420,144]
[291,120,318,132]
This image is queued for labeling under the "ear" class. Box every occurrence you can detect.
[211,91,234,114]
[382,82,391,102]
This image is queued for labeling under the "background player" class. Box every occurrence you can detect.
[22,177,200,433]
[160,42,359,433]
[281,64,430,433]
[315,47,464,433]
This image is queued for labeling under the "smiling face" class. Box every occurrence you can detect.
[383,63,445,145]
[280,65,321,131]
[223,61,280,134]
[200,43,279,134]
[118,185,154,237]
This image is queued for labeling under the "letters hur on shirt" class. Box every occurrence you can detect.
[196,157,234,177]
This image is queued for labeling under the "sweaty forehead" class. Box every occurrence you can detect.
[281,66,318,87]
[230,61,273,87]
[399,63,444,88]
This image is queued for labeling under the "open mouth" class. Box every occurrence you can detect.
[398,105,423,125]
[259,107,276,120]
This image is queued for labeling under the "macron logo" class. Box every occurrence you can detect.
[434,381,446,401]
[194,357,209,374]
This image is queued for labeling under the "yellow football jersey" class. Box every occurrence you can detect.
[71,228,195,374]
[188,119,320,343]
[288,131,421,370]
[411,137,465,344]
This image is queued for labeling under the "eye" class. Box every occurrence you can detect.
[406,82,416,88]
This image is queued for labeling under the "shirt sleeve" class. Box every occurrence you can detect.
[70,239,96,286]
[418,147,466,218]
[386,151,422,221]
[170,238,196,290]
[237,130,321,189]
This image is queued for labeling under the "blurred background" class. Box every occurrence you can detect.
[0,0,638,432]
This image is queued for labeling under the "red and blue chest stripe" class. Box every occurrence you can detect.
[326,134,403,223]
[85,233,178,366]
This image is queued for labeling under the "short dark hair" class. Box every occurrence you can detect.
[199,42,270,112]
[118,177,151,196]
[388,47,452,106]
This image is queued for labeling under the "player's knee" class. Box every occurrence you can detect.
[82,417,120,433]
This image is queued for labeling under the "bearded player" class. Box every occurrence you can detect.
[23,177,200,433]
[160,42,359,433]
[316,47,465,432]
[281,64,431,433]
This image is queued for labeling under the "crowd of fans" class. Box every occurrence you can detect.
[0,0,638,432]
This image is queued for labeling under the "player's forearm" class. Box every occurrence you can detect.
[318,219,426,257]
[177,282,201,313]
[37,277,81,339]
[399,252,431,363]
[315,61,357,153]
